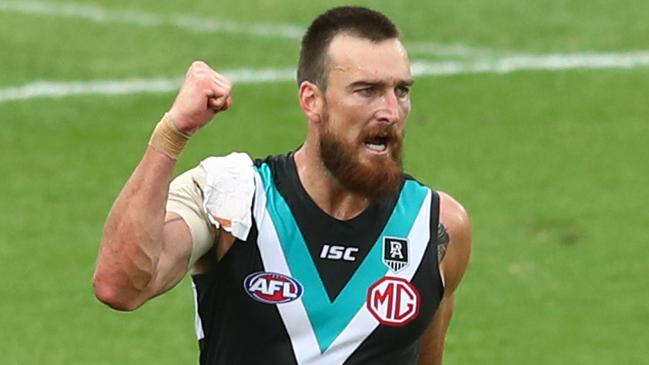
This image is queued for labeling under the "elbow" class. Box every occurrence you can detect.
[92,272,145,312]
[93,238,155,311]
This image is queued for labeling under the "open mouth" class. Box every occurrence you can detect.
[364,134,390,153]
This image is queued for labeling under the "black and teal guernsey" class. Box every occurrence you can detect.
[192,152,444,365]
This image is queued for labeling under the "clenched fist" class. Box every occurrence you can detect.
[167,61,233,135]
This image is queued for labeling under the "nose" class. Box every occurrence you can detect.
[375,90,400,124]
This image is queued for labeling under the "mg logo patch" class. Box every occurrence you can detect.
[382,237,409,272]
[367,277,420,326]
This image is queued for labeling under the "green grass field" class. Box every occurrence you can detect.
[1,0,648,364]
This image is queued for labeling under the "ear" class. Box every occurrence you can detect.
[298,81,324,123]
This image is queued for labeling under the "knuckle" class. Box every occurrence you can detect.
[196,72,210,82]
[191,60,206,68]
[193,74,213,89]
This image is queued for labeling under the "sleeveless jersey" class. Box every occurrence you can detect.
[192,152,444,365]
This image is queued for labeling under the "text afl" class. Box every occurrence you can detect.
[244,272,304,304]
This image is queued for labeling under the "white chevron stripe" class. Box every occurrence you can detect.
[253,173,321,364]
[387,190,432,282]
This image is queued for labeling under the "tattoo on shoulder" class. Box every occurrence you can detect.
[437,223,450,263]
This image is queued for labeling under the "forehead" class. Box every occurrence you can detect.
[326,34,411,85]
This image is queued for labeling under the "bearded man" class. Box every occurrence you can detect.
[93,6,471,365]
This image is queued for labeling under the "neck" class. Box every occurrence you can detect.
[294,143,370,221]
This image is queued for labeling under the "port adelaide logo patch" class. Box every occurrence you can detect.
[244,272,303,304]
[382,237,409,273]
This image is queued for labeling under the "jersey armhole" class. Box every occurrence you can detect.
[430,190,446,291]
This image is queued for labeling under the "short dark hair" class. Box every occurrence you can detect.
[297,6,400,89]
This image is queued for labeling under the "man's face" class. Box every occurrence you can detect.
[318,34,413,202]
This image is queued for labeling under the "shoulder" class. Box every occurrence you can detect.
[437,191,472,295]
[438,192,470,236]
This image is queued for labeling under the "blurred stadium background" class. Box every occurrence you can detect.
[1,0,648,363]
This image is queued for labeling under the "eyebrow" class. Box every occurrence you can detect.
[348,79,415,88]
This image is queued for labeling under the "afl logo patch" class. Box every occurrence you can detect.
[367,277,420,326]
[244,272,303,304]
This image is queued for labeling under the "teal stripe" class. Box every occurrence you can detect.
[258,164,429,353]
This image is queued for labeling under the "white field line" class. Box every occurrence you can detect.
[0,68,295,103]
[411,51,649,75]
[0,0,304,39]
[2,51,649,103]
[406,41,501,58]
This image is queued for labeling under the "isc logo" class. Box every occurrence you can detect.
[320,244,359,261]
[244,272,303,304]
[367,277,420,326]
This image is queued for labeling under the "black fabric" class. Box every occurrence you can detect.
[193,224,298,365]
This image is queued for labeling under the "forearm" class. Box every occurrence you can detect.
[94,145,177,310]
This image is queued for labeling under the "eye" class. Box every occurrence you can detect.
[396,85,411,98]
[355,86,376,97]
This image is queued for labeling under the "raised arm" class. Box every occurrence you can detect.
[92,61,232,311]
[418,191,472,364]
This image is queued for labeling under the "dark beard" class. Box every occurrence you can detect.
[319,123,404,202]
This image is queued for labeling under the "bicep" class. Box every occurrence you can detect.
[144,212,194,298]
[166,166,216,268]
[142,166,216,300]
